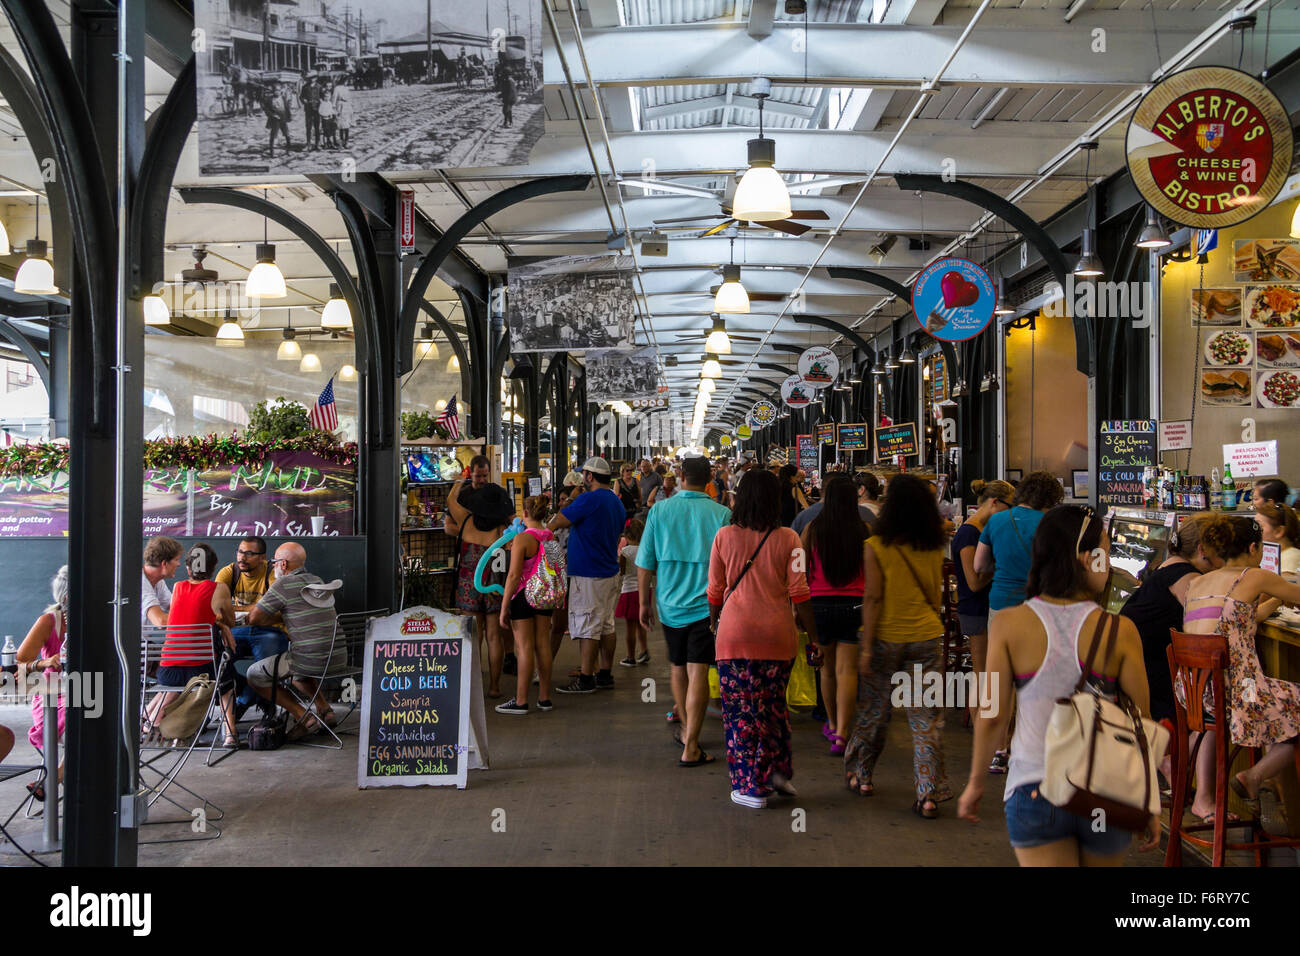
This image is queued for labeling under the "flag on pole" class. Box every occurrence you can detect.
[436,394,460,440]
[309,377,338,432]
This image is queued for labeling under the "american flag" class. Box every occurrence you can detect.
[309,377,338,432]
[436,394,460,440]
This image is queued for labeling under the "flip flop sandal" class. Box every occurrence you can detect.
[678,750,715,767]
[26,781,45,803]
[666,710,681,724]
[821,722,836,742]
[829,734,846,757]
[1197,810,1241,825]
[912,798,939,819]
[1229,776,1261,815]
[844,773,873,796]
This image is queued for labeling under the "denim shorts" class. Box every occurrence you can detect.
[812,596,861,645]
[1004,783,1133,856]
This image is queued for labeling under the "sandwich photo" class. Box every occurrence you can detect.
[1257,333,1288,364]
[1200,368,1251,405]
[1287,333,1300,360]
[1191,288,1242,326]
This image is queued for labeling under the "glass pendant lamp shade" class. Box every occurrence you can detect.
[215,312,244,348]
[0,216,9,255]
[732,136,791,222]
[246,243,287,298]
[143,294,171,326]
[705,314,732,354]
[701,353,722,378]
[699,376,716,393]
[299,352,322,373]
[277,328,301,361]
[339,363,357,381]
[320,282,352,328]
[14,239,56,295]
[714,264,750,314]
[447,354,460,373]
[417,321,439,359]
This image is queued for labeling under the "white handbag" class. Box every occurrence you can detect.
[1041,611,1170,833]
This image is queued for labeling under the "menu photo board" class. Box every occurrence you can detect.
[874,422,919,461]
[816,422,836,446]
[358,607,489,790]
[797,434,819,477]
[1098,419,1157,506]
[837,423,868,452]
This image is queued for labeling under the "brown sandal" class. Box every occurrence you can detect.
[913,798,939,818]
[845,772,874,796]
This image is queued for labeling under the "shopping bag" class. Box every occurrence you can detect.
[786,645,817,709]
[708,665,720,699]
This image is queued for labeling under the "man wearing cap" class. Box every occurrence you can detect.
[549,456,626,693]
[637,454,730,765]
[446,455,516,698]
[245,542,343,740]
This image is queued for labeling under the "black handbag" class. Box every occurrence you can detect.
[247,653,287,751]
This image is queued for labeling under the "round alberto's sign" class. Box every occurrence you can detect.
[719,435,732,447]
[797,346,840,389]
[737,424,752,439]
[750,400,778,427]
[910,257,995,342]
[1126,66,1293,229]
[780,374,813,408]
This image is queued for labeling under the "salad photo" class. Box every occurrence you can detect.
[1245,284,1300,328]
[1203,329,1251,366]
[1257,369,1300,408]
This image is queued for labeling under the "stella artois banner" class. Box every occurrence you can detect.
[1126,66,1293,229]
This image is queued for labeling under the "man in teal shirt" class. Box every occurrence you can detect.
[637,455,731,767]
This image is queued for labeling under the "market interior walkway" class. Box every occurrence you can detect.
[1,634,1175,867]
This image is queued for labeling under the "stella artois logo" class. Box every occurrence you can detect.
[1196,122,1224,153]
[401,612,434,635]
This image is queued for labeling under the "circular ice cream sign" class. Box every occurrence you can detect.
[797,346,839,389]
[750,400,778,427]
[781,374,813,408]
[910,257,995,342]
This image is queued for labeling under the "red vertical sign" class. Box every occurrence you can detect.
[399,189,416,253]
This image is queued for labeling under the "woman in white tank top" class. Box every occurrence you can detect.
[957,505,1160,866]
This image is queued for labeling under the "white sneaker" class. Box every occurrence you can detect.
[769,773,797,797]
[730,789,768,809]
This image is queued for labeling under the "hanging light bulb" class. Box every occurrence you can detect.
[215,309,244,347]
[320,282,352,328]
[14,194,56,295]
[299,351,322,373]
[732,81,792,222]
[143,294,171,326]
[246,243,287,298]
[705,314,732,354]
[338,363,357,382]
[447,354,460,373]
[277,326,301,361]
[701,353,722,378]
[1135,205,1171,250]
[714,264,750,314]
[899,346,916,364]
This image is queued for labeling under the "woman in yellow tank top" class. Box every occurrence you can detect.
[845,474,951,818]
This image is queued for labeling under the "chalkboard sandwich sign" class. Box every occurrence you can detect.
[1097,419,1156,507]
[874,422,919,461]
[358,607,477,789]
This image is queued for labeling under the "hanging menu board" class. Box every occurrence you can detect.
[1097,419,1156,506]
[838,423,868,452]
[358,607,478,789]
[816,423,836,446]
[797,434,819,477]
[875,422,919,460]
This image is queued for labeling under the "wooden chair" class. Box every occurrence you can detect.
[1165,629,1300,867]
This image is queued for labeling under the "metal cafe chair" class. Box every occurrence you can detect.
[1165,629,1300,867]
[280,608,390,750]
[136,624,228,844]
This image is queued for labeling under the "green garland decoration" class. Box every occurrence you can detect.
[0,433,358,479]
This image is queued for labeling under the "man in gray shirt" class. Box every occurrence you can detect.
[637,458,662,503]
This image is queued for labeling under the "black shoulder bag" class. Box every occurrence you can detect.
[247,653,287,751]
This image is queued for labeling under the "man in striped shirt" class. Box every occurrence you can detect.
[246,542,344,740]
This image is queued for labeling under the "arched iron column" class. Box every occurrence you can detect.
[397,175,591,374]
[131,58,194,299]
[0,318,50,396]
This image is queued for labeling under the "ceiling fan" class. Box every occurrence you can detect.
[653,205,829,238]
[672,330,764,344]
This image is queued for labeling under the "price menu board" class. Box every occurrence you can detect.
[797,434,819,477]
[816,423,836,446]
[1098,419,1156,506]
[358,607,477,789]
[837,423,868,451]
[874,422,919,460]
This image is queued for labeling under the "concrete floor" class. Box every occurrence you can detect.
[0,636,1171,867]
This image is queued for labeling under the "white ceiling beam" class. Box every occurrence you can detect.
[542,15,1242,88]
[640,93,816,123]
[585,0,625,28]
[748,0,779,38]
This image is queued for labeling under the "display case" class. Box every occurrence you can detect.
[399,440,490,610]
[1102,507,1179,612]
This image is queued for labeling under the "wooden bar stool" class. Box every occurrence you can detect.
[1165,629,1300,867]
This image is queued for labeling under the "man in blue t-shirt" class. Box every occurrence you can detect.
[549,457,627,694]
[636,454,730,766]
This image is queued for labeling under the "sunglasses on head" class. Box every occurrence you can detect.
[1075,506,1097,553]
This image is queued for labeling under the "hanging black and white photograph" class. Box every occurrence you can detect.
[193,0,546,176]
[507,254,640,353]
[586,348,660,404]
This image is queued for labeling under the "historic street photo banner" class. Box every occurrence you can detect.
[507,254,639,353]
[194,0,546,176]
[587,348,660,404]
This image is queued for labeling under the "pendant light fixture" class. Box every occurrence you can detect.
[339,363,357,382]
[0,211,9,255]
[299,341,322,371]
[215,308,244,347]
[699,376,716,393]
[705,314,732,354]
[447,353,460,373]
[277,322,301,361]
[14,194,56,295]
[847,367,862,384]
[1072,142,1105,278]
[701,352,722,378]
[871,357,886,376]
[246,190,287,299]
[899,345,917,364]
[885,350,900,370]
[417,320,440,359]
[320,282,352,328]
[1290,202,1300,240]
[1135,205,1171,250]
[143,293,171,326]
[732,78,791,223]
[993,277,1014,316]
[714,238,750,314]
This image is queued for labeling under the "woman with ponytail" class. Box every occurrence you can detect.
[1183,514,1300,820]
